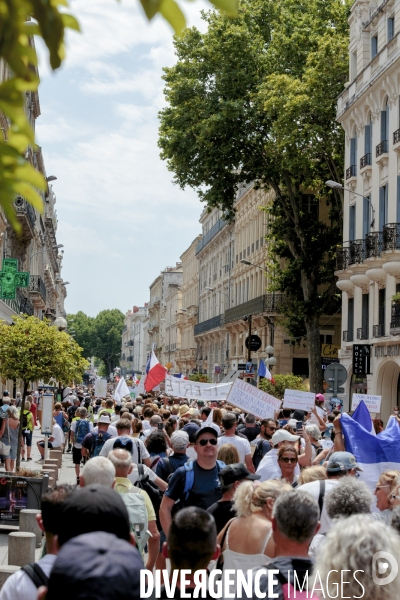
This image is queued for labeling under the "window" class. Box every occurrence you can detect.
[256,240,259,250]
[240,252,242,260]
[381,99,389,142]
[379,288,385,327]
[351,51,357,80]
[364,117,372,156]
[302,194,319,220]
[251,243,254,253]
[362,293,369,336]
[379,185,388,229]
[371,35,378,58]
[349,204,356,241]
[350,136,357,168]
[260,237,264,247]
[348,298,354,339]
[363,195,370,238]
[388,17,395,41]
[236,254,238,263]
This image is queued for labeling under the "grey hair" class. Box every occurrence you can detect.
[272,490,319,543]
[245,414,256,424]
[81,457,115,487]
[78,407,87,417]
[313,515,400,600]
[108,449,132,472]
[305,424,321,441]
[390,505,400,534]
[325,476,373,519]
[7,406,19,419]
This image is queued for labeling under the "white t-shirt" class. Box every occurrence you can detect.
[217,435,251,462]
[71,419,93,449]
[127,463,157,485]
[111,414,120,423]
[297,479,339,534]
[51,423,65,448]
[100,436,150,464]
[0,553,56,600]
[256,448,300,482]
[142,420,151,431]
[308,406,327,426]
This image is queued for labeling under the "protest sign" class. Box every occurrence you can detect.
[227,379,281,420]
[351,393,381,413]
[95,378,107,399]
[164,374,232,401]
[283,389,315,412]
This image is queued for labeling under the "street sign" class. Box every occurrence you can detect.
[324,363,347,396]
[245,335,262,352]
[352,344,371,375]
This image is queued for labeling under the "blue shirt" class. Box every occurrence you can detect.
[165,460,223,510]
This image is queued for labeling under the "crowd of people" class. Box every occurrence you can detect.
[1,384,400,598]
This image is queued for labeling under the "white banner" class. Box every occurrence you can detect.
[283,389,315,412]
[114,378,131,403]
[351,393,382,413]
[227,379,281,420]
[164,374,232,401]
[95,378,107,399]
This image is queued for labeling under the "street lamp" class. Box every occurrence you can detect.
[53,317,67,331]
[46,175,57,182]
[265,345,277,370]
[325,180,375,227]
[240,259,267,272]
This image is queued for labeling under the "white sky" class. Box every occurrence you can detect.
[35,0,209,316]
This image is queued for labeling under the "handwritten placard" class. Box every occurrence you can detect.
[227,379,281,419]
[164,375,232,401]
[283,389,315,412]
[94,378,107,399]
[351,393,381,413]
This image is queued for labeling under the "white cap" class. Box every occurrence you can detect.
[271,429,300,446]
[170,430,189,450]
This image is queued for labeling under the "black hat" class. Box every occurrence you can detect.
[194,426,219,442]
[219,463,261,486]
[182,422,200,443]
[46,532,142,600]
[58,485,131,547]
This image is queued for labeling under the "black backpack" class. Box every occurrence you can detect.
[135,463,163,529]
[21,563,49,588]
[252,438,271,470]
[22,412,29,429]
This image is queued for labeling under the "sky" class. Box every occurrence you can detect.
[35,0,209,317]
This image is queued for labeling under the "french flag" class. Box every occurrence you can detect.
[258,359,275,384]
[144,350,167,392]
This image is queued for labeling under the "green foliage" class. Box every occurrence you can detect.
[189,373,210,382]
[259,374,306,400]
[67,311,94,358]
[158,0,350,390]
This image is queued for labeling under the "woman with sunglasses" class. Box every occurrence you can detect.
[373,470,400,523]
[277,446,299,487]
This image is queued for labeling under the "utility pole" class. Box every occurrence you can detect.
[247,314,252,363]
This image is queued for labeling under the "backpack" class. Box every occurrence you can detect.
[113,436,134,455]
[91,431,112,457]
[75,419,90,445]
[183,460,225,501]
[118,484,149,553]
[252,438,271,470]
[135,463,163,530]
[62,416,70,433]
[22,412,29,430]
[21,562,49,588]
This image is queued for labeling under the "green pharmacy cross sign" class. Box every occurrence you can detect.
[0,258,30,300]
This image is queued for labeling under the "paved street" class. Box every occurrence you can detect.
[0,425,75,565]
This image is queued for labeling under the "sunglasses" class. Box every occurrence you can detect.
[280,457,297,464]
[198,438,217,446]
[375,484,389,491]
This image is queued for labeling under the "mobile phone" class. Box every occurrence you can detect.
[296,421,303,431]
[157,423,164,430]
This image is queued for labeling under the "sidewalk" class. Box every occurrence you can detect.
[0,425,76,565]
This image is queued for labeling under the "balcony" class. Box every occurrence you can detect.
[194,314,224,336]
[376,140,389,166]
[346,165,357,180]
[365,232,383,258]
[394,129,400,155]
[29,275,46,309]
[196,218,229,255]
[383,223,400,251]
[224,293,285,324]
[1,289,34,316]
[356,327,368,340]
[349,239,366,264]
[390,304,400,335]
[373,324,385,338]
[343,330,353,342]
[14,197,36,239]
[360,153,372,169]
[336,246,350,271]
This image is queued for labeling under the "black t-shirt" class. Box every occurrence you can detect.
[207,499,235,533]
[165,460,223,510]
[241,425,260,442]
[67,405,78,422]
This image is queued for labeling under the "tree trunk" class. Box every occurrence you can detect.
[305,314,323,393]
[16,380,28,471]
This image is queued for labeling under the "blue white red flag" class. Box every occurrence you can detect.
[144,351,167,392]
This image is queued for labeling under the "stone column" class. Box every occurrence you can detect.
[8,532,35,566]
[19,509,42,548]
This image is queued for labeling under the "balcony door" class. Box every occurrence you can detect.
[379,185,388,230]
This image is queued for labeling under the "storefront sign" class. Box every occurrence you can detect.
[375,344,400,358]
[321,344,340,358]
[353,344,371,375]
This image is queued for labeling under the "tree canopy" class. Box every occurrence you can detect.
[259,374,306,400]
[159,0,350,390]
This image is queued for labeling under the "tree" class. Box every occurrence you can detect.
[1,0,236,232]
[67,312,95,359]
[0,315,88,469]
[259,374,306,400]
[92,309,125,375]
[159,0,350,391]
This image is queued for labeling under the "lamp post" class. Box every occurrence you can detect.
[240,260,269,373]
[265,345,277,372]
[325,180,375,228]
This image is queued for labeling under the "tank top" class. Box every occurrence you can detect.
[222,522,273,583]
[54,411,64,428]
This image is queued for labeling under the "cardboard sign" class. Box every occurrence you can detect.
[227,379,281,420]
[165,374,232,401]
[351,393,381,413]
[283,389,315,412]
[94,378,107,399]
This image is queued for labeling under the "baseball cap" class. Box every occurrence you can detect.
[45,532,142,600]
[98,414,111,424]
[170,430,189,450]
[182,422,200,442]
[219,463,260,486]
[327,451,362,474]
[58,485,131,546]
[315,393,325,402]
[194,426,219,442]
[271,429,300,446]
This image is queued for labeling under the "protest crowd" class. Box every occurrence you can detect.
[2,380,400,600]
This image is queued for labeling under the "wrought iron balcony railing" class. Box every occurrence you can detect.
[360,153,372,169]
[365,232,383,258]
[343,330,353,342]
[383,223,400,251]
[194,314,224,336]
[349,239,366,264]
[357,327,368,340]
[336,246,350,270]
[394,129,400,144]
[29,275,46,302]
[373,324,385,338]
[346,165,357,179]
[376,140,389,156]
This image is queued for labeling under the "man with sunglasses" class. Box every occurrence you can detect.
[252,419,276,470]
[159,427,225,536]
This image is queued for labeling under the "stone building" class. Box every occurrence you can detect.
[161,285,182,371]
[120,306,149,376]
[335,0,400,420]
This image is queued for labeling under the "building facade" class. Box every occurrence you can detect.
[120,306,149,375]
[336,0,400,420]
[161,285,182,370]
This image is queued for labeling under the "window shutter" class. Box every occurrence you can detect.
[363,196,369,238]
[349,205,356,241]
[381,111,387,141]
[379,186,385,230]
[397,176,400,222]
[364,125,371,155]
